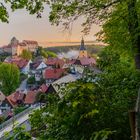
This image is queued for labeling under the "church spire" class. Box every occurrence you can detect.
[79,37,88,58]
[80,37,86,51]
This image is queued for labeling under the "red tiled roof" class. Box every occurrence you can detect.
[74,57,96,66]
[23,40,38,45]
[24,91,37,104]
[6,91,25,107]
[66,59,76,65]
[44,68,65,80]
[5,57,30,69]
[18,42,27,46]
[38,84,48,93]
[46,58,64,68]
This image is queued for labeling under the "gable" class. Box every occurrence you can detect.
[46,84,57,94]
[36,62,47,70]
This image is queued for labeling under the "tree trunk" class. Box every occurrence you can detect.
[127,0,140,139]
[127,0,140,69]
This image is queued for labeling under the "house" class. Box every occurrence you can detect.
[30,60,47,73]
[20,59,32,74]
[53,74,81,85]
[6,91,25,108]
[24,91,38,105]
[0,91,7,114]
[74,57,96,66]
[67,38,96,68]
[52,74,82,95]
[62,59,76,69]
[44,68,66,83]
[0,91,5,105]
[0,91,25,115]
[46,58,65,68]
[0,99,12,114]
[4,57,32,74]
[46,84,57,94]
[38,84,48,93]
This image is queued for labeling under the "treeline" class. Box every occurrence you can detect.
[45,45,104,55]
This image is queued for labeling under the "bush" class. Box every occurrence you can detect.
[27,76,35,85]
[14,106,28,115]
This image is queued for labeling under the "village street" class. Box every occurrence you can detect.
[18,79,28,92]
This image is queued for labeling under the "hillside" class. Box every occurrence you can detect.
[44,45,104,55]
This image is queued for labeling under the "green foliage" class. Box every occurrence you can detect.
[29,109,47,137]
[46,51,57,58]
[14,106,27,115]
[1,0,140,139]
[29,47,140,139]
[92,129,116,140]
[5,126,31,140]
[0,63,20,95]
[20,49,32,60]
[0,0,49,23]
[97,47,121,70]
[36,92,47,103]
[0,116,5,124]
[37,46,57,58]
[37,77,46,86]
[37,47,48,58]
[27,76,35,85]
[30,81,115,140]
[41,50,48,58]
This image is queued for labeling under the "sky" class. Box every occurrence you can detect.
[0,5,101,46]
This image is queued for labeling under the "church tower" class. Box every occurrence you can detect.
[79,38,88,58]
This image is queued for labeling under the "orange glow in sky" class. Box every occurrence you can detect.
[0,6,101,46]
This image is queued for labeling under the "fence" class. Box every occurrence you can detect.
[0,104,40,131]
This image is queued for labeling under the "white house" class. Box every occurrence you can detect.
[21,60,32,74]
[30,61,47,74]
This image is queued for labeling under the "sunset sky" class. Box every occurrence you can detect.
[0,6,101,46]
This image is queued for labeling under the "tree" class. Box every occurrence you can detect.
[37,46,57,58]
[29,109,47,137]
[4,126,31,140]
[20,49,32,60]
[46,51,57,58]
[27,76,35,85]
[1,0,140,138]
[0,63,20,95]
[29,53,140,139]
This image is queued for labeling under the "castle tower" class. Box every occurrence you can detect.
[79,37,88,58]
[10,37,19,56]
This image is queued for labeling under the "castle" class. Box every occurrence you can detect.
[1,37,38,56]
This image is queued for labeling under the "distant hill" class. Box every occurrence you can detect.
[39,41,105,48]
[44,45,105,55]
